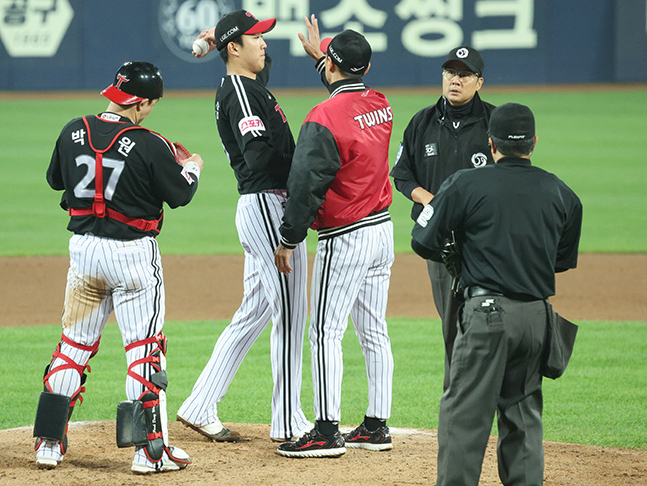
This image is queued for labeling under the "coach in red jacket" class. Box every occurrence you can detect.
[274,25,395,458]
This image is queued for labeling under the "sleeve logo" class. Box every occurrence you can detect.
[238,116,266,136]
[181,166,195,185]
[416,204,434,228]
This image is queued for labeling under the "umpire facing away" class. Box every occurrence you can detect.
[411,103,582,486]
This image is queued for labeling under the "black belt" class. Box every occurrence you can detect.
[464,286,540,302]
[465,286,503,299]
[260,189,287,196]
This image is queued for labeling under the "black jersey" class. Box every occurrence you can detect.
[390,92,496,221]
[47,112,199,240]
[412,157,583,299]
[215,72,295,194]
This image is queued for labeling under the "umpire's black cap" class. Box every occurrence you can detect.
[489,103,536,141]
[215,10,276,51]
[443,46,484,75]
[320,30,371,75]
[101,61,164,105]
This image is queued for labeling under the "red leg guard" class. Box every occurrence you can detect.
[124,333,169,462]
[43,333,101,406]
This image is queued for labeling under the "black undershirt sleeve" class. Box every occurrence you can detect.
[243,138,291,175]
[411,238,442,262]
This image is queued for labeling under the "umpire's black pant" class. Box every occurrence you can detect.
[427,260,463,390]
[436,294,546,486]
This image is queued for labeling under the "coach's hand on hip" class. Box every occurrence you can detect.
[274,244,294,274]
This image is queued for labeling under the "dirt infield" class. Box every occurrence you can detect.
[3,422,647,486]
[2,253,647,327]
[2,253,647,485]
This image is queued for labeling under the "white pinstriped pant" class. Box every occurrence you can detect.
[178,191,310,440]
[46,234,169,449]
[310,220,395,424]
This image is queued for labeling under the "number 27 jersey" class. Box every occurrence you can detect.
[47,113,199,240]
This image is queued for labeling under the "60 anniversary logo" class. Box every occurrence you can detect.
[158,0,234,63]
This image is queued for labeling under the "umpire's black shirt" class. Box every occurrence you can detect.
[390,92,496,221]
[411,156,583,299]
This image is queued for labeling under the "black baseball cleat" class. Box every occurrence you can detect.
[343,422,393,451]
[276,428,346,458]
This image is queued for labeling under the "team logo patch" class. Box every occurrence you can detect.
[471,152,488,167]
[238,116,266,135]
[456,47,470,58]
[416,204,434,228]
[425,143,438,157]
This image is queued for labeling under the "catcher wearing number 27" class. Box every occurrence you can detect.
[36,61,202,475]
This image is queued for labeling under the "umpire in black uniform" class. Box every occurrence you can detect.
[411,103,583,486]
[390,46,495,390]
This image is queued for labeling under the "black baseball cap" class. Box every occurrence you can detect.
[442,46,484,75]
[320,29,371,75]
[215,10,276,51]
[101,61,164,105]
[489,103,535,141]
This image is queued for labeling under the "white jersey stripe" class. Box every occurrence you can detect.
[231,75,252,117]
[232,75,262,138]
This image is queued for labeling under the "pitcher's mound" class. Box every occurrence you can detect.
[4,420,646,485]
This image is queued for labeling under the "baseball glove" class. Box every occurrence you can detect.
[173,142,191,163]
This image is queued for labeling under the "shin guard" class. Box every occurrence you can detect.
[33,392,71,442]
[35,334,100,454]
[122,333,169,462]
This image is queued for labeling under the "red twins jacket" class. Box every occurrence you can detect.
[280,79,393,247]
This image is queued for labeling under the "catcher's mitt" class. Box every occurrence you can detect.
[173,142,191,163]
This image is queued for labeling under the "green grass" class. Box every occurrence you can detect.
[1,86,647,256]
[2,87,645,457]
[3,318,646,449]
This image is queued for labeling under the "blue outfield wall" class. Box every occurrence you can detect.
[0,0,645,91]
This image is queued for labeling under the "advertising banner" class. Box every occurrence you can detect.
[0,0,639,91]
